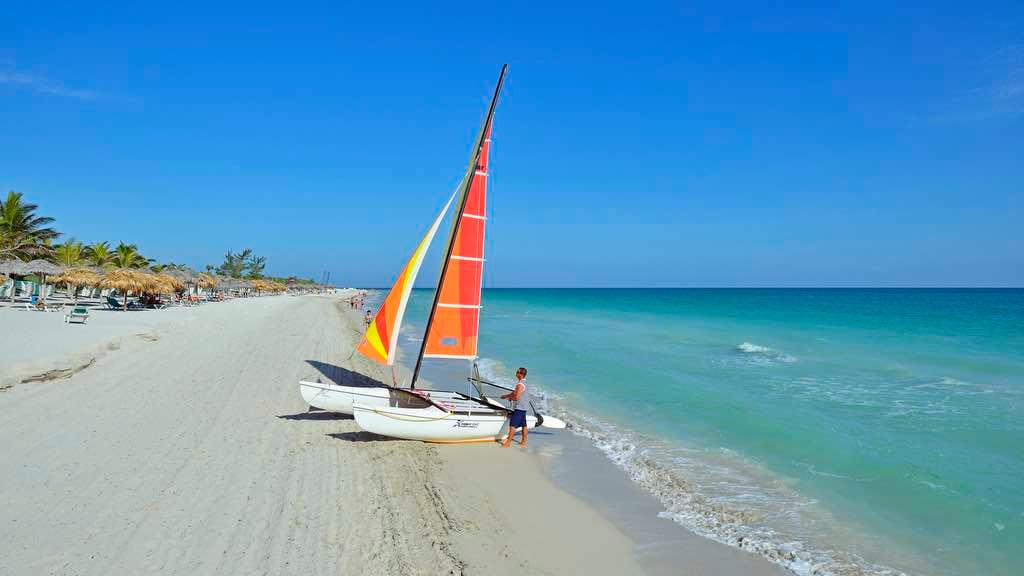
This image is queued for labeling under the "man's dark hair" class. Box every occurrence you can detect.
[517,367,527,376]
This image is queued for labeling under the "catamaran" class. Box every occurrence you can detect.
[299,65,564,442]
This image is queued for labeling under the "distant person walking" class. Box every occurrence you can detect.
[364,309,373,328]
[501,367,530,448]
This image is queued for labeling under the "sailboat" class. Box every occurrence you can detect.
[300,65,564,441]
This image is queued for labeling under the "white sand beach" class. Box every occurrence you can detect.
[0,292,785,575]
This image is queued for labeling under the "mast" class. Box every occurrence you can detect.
[410,64,507,389]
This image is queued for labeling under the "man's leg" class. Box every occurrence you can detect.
[502,425,515,448]
[520,424,528,447]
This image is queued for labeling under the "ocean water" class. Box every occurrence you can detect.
[400,289,1023,576]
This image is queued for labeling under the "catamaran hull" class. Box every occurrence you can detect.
[298,381,391,415]
[298,381,490,416]
[352,403,537,443]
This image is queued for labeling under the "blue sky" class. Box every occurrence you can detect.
[2,1,1021,287]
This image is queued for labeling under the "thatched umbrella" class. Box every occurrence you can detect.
[196,273,216,297]
[154,273,186,294]
[51,267,103,301]
[162,268,195,283]
[20,259,64,301]
[0,259,30,276]
[0,260,30,301]
[161,268,193,292]
[98,268,153,310]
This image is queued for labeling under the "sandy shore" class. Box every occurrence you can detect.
[0,292,785,575]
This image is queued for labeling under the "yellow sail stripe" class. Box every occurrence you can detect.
[363,321,387,361]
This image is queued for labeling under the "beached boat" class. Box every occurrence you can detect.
[350,65,564,442]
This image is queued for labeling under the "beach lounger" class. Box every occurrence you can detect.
[106,296,123,310]
[65,306,90,324]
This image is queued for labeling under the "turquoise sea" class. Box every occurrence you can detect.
[400,289,1023,576]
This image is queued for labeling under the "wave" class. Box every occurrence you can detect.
[736,342,798,364]
[738,342,773,354]
[478,358,905,576]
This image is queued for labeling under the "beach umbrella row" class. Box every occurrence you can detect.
[0,259,67,300]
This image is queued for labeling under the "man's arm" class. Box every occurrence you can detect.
[501,383,523,401]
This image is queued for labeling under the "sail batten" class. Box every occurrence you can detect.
[356,190,458,365]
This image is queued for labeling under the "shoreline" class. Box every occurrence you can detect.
[2,290,747,575]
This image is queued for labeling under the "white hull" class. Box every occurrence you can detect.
[353,402,537,443]
[298,380,496,417]
[298,381,391,415]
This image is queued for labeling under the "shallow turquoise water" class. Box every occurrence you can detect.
[404,289,1023,575]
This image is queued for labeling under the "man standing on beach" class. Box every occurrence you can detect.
[501,367,530,448]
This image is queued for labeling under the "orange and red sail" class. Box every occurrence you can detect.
[356,191,457,365]
[422,129,491,359]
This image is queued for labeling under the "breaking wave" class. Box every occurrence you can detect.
[737,342,798,363]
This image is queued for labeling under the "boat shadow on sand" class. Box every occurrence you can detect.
[327,431,403,443]
[304,360,386,388]
[277,409,353,421]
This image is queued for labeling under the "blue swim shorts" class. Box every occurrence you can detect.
[509,409,527,428]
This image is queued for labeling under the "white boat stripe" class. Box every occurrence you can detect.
[451,256,484,262]
[475,170,488,176]
[462,213,487,220]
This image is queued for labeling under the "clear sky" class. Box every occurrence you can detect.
[2,1,1021,287]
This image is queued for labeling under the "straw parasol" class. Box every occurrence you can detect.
[154,273,186,293]
[24,259,64,276]
[0,260,27,301]
[98,268,154,310]
[0,259,31,276]
[162,268,196,286]
[161,266,195,291]
[29,259,65,300]
[51,267,103,301]
[196,273,216,294]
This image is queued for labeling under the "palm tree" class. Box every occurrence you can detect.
[112,242,149,269]
[0,191,60,260]
[246,255,267,279]
[53,238,85,267]
[152,261,189,273]
[86,241,114,268]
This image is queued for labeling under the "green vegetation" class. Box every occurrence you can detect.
[215,248,267,279]
[0,191,60,260]
[0,191,325,285]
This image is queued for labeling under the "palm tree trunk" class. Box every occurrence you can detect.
[123,291,129,311]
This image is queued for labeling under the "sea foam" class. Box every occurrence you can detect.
[477,358,904,576]
[736,342,798,363]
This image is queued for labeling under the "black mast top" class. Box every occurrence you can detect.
[410,64,507,389]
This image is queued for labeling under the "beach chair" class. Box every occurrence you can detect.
[106,295,122,310]
[64,306,90,324]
